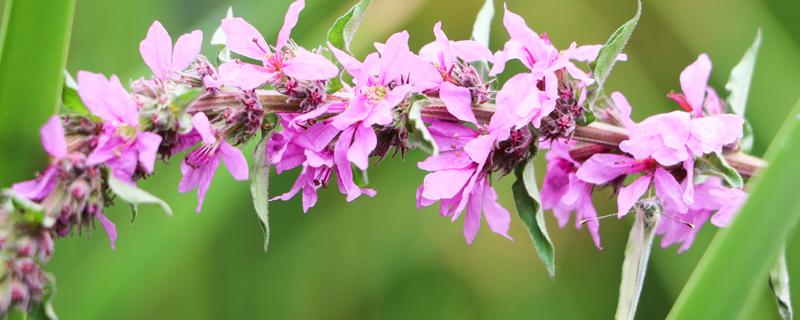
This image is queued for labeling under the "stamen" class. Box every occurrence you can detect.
[579,213,618,225]
[663,213,696,229]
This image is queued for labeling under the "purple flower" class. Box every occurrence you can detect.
[12,117,118,249]
[139,21,203,81]
[269,115,375,211]
[418,22,493,125]
[179,113,249,212]
[577,154,687,218]
[415,120,512,244]
[220,0,338,86]
[78,71,162,181]
[656,177,746,252]
[203,60,273,91]
[540,141,601,248]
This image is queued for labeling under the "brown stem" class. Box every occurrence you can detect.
[193,90,766,176]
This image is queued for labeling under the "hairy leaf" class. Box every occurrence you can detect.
[251,135,272,252]
[593,0,641,89]
[170,87,203,115]
[697,152,744,189]
[512,158,555,278]
[327,0,372,52]
[725,30,761,117]
[107,175,173,217]
[769,246,793,320]
[616,201,660,320]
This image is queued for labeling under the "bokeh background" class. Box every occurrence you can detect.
[1,0,800,318]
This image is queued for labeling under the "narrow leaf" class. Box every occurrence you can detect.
[470,0,494,78]
[698,152,744,189]
[250,135,271,253]
[0,0,76,186]
[327,0,372,52]
[769,245,793,320]
[593,0,641,89]
[210,7,234,63]
[667,100,800,320]
[512,158,555,278]
[740,120,755,154]
[407,99,438,155]
[725,30,762,117]
[107,175,172,216]
[615,200,660,320]
[170,87,203,115]
[471,0,493,48]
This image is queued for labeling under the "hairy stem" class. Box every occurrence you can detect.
[193,90,766,176]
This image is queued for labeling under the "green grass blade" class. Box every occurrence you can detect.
[769,246,793,320]
[0,0,76,186]
[667,101,800,320]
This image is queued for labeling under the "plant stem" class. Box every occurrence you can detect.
[193,90,766,176]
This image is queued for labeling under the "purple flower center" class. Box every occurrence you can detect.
[185,143,220,168]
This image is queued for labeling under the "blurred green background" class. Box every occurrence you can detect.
[1,0,799,318]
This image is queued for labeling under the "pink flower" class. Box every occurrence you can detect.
[203,60,272,91]
[78,71,162,181]
[179,113,248,212]
[540,141,601,248]
[418,22,493,125]
[416,120,512,244]
[576,154,687,218]
[657,177,746,252]
[269,116,375,211]
[139,21,203,81]
[220,0,338,86]
[12,117,118,249]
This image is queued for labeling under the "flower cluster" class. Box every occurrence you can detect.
[0,1,755,314]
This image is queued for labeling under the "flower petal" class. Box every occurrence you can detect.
[276,0,304,49]
[220,142,248,180]
[421,168,473,200]
[347,125,377,171]
[679,53,712,114]
[171,30,203,73]
[654,167,688,213]
[221,17,270,61]
[576,153,639,184]
[617,175,651,217]
[95,213,118,250]
[139,21,172,79]
[440,82,477,125]
[283,48,339,81]
[482,182,512,240]
[40,116,67,158]
[191,112,217,144]
[135,132,162,174]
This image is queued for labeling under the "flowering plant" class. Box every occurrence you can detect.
[0,0,791,319]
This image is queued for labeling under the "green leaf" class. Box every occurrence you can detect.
[667,100,800,319]
[8,309,27,320]
[407,99,438,155]
[725,29,761,117]
[250,135,271,253]
[512,158,555,278]
[615,200,660,320]
[61,71,90,117]
[210,7,234,63]
[0,0,76,187]
[740,119,755,154]
[107,175,173,217]
[769,245,793,320]
[593,0,641,90]
[471,0,493,48]
[352,164,369,187]
[696,152,744,189]
[470,0,494,78]
[170,87,203,115]
[327,0,372,52]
